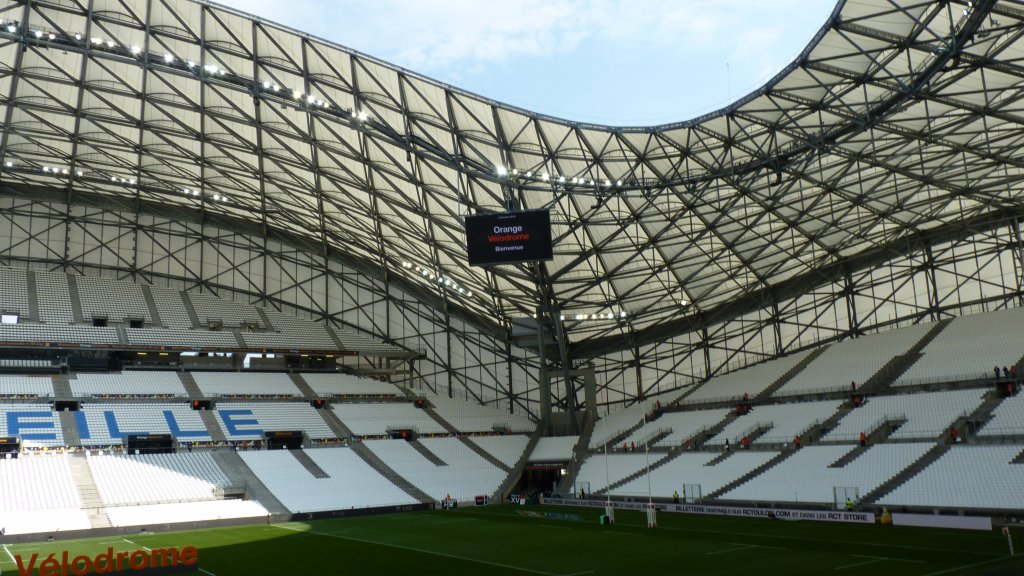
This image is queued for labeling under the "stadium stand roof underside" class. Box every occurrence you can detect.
[0,0,1022,363]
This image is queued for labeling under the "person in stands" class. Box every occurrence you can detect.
[845,498,854,511]
[741,436,750,450]
[672,490,680,504]
[950,427,958,443]
[850,381,856,391]
[995,366,1001,381]
[794,435,801,449]
[859,432,867,447]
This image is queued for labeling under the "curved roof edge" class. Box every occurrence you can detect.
[201,0,847,132]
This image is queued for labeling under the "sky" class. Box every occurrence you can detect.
[214,0,839,126]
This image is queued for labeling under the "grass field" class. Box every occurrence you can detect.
[2,505,1022,575]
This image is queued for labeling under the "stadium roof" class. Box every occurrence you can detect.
[0,0,1022,357]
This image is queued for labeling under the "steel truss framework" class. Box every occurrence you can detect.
[0,0,1024,414]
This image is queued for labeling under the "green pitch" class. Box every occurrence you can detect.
[2,505,1022,575]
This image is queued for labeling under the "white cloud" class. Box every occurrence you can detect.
[212,0,837,124]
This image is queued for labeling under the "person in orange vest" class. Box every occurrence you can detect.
[630,441,635,452]
[950,427,958,443]
[859,432,867,447]
[741,436,750,450]
[794,435,801,449]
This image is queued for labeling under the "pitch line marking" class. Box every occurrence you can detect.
[2,545,15,564]
[850,554,924,564]
[615,521,999,558]
[920,556,1014,576]
[705,544,757,556]
[274,524,588,576]
[835,557,887,570]
[199,569,217,576]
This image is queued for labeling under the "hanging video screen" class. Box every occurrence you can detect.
[465,210,553,266]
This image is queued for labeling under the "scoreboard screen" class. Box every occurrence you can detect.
[465,210,553,266]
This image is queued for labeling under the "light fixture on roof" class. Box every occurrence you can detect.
[6,25,15,33]
[496,166,507,176]
[293,89,302,99]
[75,170,83,176]
[130,45,140,54]
[271,84,279,92]
[262,80,271,89]
[42,166,50,172]
[616,180,622,186]
[128,179,135,185]
[105,40,114,48]
[164,53,173,63]
[357,110,368,121]
[542,173,549,181]
[620,311,627,318]
[74,33,82,41]
[3,161,11,168]
[604,179,611,187]
[213,194,220,201]
[91,37,102,45]
[33,30,42,38]
[110,176,117,182]
[559,176,565,183]
[47,33,55,40]
[187,60,195,68]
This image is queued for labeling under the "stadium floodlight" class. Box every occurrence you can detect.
[33,30,42,38]
[293,89,302,99]
[192,190,200,196]
[526,171,532,177]
[105,40,114,47]
[61,169,68,175]
[91,37,102,44]
[74,33,82,41]
[6,25,15,33]
[496,166,507,176]
[616,180,622,186]
[213,195,220,201]
[128,179,135,185]
[164,53,173,63]
[559,176,566,183]
[187,60,195,68]
[307,94,316,104]
[42,166,50,172]
[620,311,627,318]
[271,84,279,92]
[48,33,55,40]
[542,173,549,181]
[75,170,83,176]
[604,180,611,187]
[262,80,271,89]
[3,161,11,168]
[357,110,368,121]
[130,45,140,54]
